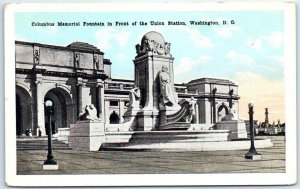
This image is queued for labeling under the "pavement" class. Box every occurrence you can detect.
[17,135,285,174]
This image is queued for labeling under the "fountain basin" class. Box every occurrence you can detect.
[101,130,273,151]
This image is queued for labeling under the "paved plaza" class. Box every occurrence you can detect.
[17,136,285,175]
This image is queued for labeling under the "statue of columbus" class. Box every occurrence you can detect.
[159,66,178,106]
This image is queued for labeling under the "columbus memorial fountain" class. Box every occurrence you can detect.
[67,31,273,151]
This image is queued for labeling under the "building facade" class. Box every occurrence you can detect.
[15,40,240,136]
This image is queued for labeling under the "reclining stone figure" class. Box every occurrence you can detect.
[79,104,100,121]
[221,108,239,121]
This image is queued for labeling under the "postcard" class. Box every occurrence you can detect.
[4,2,296,186]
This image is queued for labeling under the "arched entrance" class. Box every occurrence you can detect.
[44,88,74,134]
[217,104,229,122]
[109,111,120,124]
[16,86,33,136]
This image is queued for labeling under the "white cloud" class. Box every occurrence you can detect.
[270,55,284,64]
[215,26,240,38]
[266,32,283,48]
[175,55,212,75]
[234,72,285,122]
[246,31,283,50]
[226,51,256,66]
[179,27,214,49]
[95,28,130,51]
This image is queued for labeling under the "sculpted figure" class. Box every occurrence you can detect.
[34,50,39,64]
[153,40,164,55]
[183,97,196,123]
[159,66,178,106]
[94,55,99,70]
[75,53,80,67]
[129,86,141,109]
[164,42,171,55]
[136,39,150,55]
[79,104,100,121]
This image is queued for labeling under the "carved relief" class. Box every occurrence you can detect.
[94,55,99,70]
[128,86,141,109]
[136,31,171,56]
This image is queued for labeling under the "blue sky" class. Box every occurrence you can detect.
[15,11,285,122]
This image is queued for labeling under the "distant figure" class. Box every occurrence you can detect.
[28,129,33,138]
[129,86,141,109]
[79,104,100,121]
[159,66,178,106]
[25,129,33,138]
[25,129,29,137]
[38,128,42,137]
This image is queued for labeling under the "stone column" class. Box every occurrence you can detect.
[194,103,199,124]
[35,76,46,136]
[66,102,74,128]
[229,89,234,109]
[119,99,124,123]
[265,108,269,127]
[104,99,110,124]
[96,80,104,121]
[76,78,83,118]
[30,101,36,135]
[212,87,217,124]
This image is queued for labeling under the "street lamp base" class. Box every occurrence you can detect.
[43,159,58,170]
[245,152,262,160]
[43,164,59,170]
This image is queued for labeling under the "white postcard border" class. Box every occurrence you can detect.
[4,2,297,186]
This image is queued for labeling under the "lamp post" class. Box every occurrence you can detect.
[245,102,261,160]
[43,100,58,170]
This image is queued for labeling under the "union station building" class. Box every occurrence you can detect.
[15,38,240,136]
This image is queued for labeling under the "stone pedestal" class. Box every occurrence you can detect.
[122,109,139,131]
[68,120,105,151]
[136,110,159,131]
[215,120,247,140]
[57,128,70,144]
